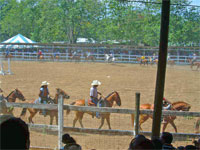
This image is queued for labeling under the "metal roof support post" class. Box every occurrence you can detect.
[151,0,171,140]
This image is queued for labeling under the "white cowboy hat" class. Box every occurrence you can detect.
[41,81,50,86]
[91,80,101,86]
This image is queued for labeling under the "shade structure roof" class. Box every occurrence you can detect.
[0,34,36,49]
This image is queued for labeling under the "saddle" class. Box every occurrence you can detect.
[85,99,96,106]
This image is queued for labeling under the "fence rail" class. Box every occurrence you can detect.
[0,51,199,64]
[5,102,200,117]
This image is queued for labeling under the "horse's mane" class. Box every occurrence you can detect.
[105,91,115,100]
[104,91,120,101]
[6,90,15,99]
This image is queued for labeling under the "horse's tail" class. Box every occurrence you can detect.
[20,108,27,117]
[66,102,76,115]
[131,114,135,127]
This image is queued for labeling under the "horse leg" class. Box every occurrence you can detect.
[78,113,84,128]
[56,114,58,125]
[50,114,54,125]
[28,110,37,124]
[139,114,149,131]
[162,122,169,132]
[99,117,105,129]
[73,112,79,128]
[105,115,111,130]
[169,120,178,133]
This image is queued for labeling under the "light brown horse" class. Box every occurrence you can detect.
[66,91,121,129]
[1,89,26,115]
[188,59,200,70]
[137,57,148,66]
[131,101,191,133]
[195,117,200,134]
[167,60,175,66]
[20,88,70,125]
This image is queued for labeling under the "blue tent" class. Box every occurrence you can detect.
[0,34,36,48]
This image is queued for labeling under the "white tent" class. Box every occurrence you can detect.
[0,34,36,49]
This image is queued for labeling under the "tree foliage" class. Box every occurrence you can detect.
[0,0,199,46]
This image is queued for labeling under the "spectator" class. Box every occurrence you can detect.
[160,132,176,150]
[0,115,30,150]
[185,145,197,150]
[193,138,200,150]
[61,133,82,150]
[177,146,185,150]
[152,138,163,150]
[128,134,155,150]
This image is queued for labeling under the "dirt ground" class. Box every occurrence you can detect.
[1,61,200,150]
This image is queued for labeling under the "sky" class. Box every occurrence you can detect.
[191,0,200,5]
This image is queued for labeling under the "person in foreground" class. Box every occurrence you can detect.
[61,133,82,150]
[0,114,30,150]
[160,132,176,150]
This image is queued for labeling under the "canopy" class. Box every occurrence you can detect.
[0,34,36,49]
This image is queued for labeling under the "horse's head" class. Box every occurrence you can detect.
[0,88,3,93]
[56,88,70,99]
[14,89,26,101]
[172,101,191,111]
[106,91,121,107]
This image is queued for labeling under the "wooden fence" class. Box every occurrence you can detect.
[1,96,200,149]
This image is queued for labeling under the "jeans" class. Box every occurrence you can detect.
[91,97,100,118]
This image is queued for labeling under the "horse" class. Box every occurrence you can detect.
[0,89,26,115]
[66,91,121,129]
[195,117,200,134]
[131,101,191,133]
[136,57,148,66]
[20,88,70,125]
[51,54,59,61]
[84,53,96,62]
[105,54,115,63]
[167,60,175,66]
[188,59,200,70]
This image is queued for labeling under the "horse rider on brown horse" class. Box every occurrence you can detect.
[90,80,102,118]
[162,97,172,123]
[39,81,51,116]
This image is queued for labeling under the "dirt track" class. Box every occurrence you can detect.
[1,61,200,150]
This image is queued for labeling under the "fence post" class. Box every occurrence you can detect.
[58,95,63,150]
[134,92,140,136]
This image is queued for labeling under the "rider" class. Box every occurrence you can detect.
[162,97,172,123]
[192,53,197,64]
[90,80,102,118]
[37,50,42,59]
[140,55,145,63]
[39,81,50,116]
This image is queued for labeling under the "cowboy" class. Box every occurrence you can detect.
[162,98,172,124]
[90,80,102,118]
[37,50,42,59]
[39,81,50,116]
[39,81,50,104]
[90,80,102,105]
[192,53,197,64]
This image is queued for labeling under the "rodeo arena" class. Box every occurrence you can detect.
[0,3,200,150]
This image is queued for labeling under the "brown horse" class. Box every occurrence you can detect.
[188,59,200,70]
[66,91,121,129]
[195,117,200,134]
[1,89,26,115]
[137,57,148,66]
[131,101,191,133]
[20,88,70,125]
[167,60,175,66]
